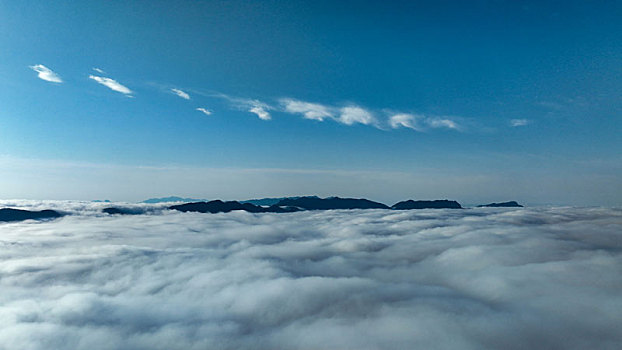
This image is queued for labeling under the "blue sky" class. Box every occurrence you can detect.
[0,0,620,205]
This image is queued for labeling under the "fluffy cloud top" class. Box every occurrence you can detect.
[0,202,620,350]
[29,64,63,83]
[89,75,133,95]
[171,88,190,100]
[196,107,212,116]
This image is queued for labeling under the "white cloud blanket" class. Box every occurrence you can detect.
[1,202,620,349]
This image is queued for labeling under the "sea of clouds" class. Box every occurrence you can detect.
[0,200,621,349]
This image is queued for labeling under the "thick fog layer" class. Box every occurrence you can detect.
[1,203,621,349]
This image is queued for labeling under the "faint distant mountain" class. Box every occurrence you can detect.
[92,199,111,203]
[241,197,303,206]
[169,200,302,214]
[478,201,523,208]
[0,208,63,222]
[142,196,206,204]
[391,200,462,209]
[276,196,390,210]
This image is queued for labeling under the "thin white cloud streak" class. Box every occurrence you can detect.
[389,113,424,131]
[171,88,190,100]
[196,108,212,116]
[0,205,620,349]
[215,94,273,121]
[425,117,459,130]
[389,113,460,131]
[92,67,105,74]
[89,75,133,95]
[510,119,530,127]
[29,64,63,83]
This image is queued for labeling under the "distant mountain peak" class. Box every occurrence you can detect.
[0,208,63,222]
[275,196,389,210]
[391,199,462,209]
[477,201,523,208]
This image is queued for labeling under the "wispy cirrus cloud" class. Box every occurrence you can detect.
[92,67,105,74]
[426,117,459,130]
[279,98,376,126]
[249,104,271,120]
[212,94,464,130]
[29,64,63,83]
[338,106,376,126]
[89,75,133,96]
[196,107,212,116]
[388,113,424,131]
[215,93,273,120]
[389,113,461,131]
[280,98,334,121]
[172,88,190,100]
[510,119,530,127]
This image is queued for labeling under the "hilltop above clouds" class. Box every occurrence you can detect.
[1,197,525,221]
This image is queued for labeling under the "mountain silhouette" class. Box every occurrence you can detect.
[276,196,390,210]
[0,208,63,222]
[169,200,304,214]
[391,200,462,209]
[169,200,267,213]
[241,197,303,206]
[478,201,523,207]
[168,197,468,214]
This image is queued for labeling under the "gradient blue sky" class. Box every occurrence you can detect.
[0,0,620,205]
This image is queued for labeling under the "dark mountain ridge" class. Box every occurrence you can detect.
[168,200,302,214]
[478,201,523,208]
[3,198,526,220]
[392,200,462,209]
[170,200,263,213]
[276,196,390,210]
[241,197,305,206]
[168,196,466,214]
[0,208,63,222]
